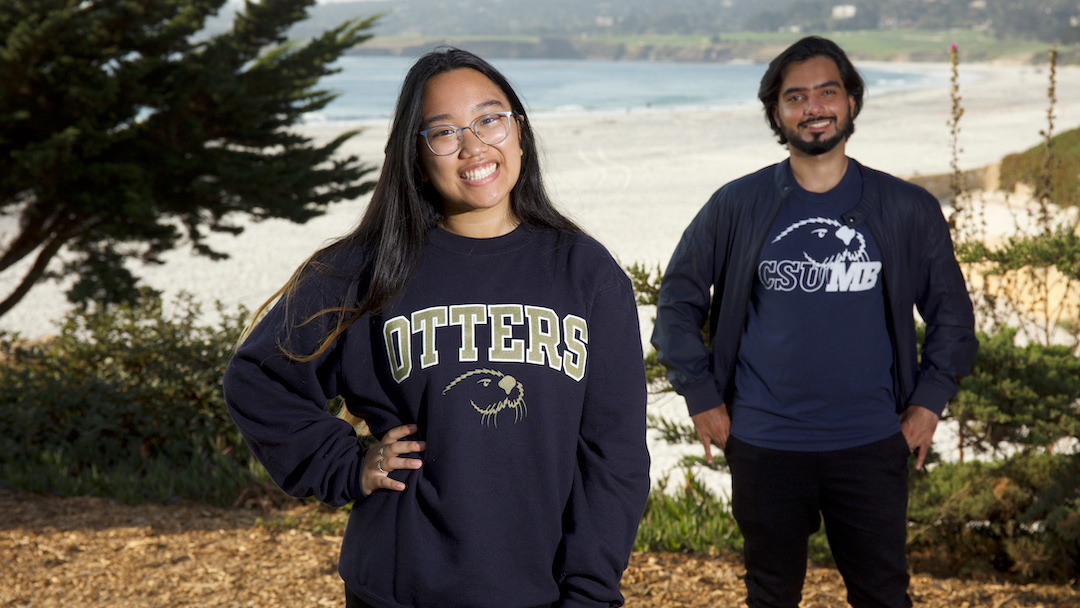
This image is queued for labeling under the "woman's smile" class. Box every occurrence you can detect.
[461,161,498,183]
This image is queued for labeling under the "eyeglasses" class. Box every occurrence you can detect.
[418,111,516,156]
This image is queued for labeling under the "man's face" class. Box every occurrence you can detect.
[773,55,856,157]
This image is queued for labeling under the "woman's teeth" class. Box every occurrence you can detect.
[462,163,496,181]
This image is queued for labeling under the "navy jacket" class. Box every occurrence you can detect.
[651,159,979,418]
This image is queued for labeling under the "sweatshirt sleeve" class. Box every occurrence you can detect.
[650,193,727,416]
[557,272,651,607]
[222,270,367,508]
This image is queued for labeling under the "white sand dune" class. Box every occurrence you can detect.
[3,62,1078,493]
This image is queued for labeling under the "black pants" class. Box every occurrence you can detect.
[725,432,913,608]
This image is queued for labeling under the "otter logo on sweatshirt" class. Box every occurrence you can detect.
[442,368,527,427]
[382,304,588,385]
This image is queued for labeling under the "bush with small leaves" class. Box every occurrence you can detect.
[0,290,274,506]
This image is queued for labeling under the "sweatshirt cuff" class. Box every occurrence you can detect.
[679,379,725,416]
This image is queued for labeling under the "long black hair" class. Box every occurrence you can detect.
[757,36,866,145]
[244,48,580,361]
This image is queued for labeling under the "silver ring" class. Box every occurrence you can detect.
[377,458,387,473]
[378,446,385,456]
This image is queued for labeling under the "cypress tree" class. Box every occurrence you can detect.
[0,0,378,316]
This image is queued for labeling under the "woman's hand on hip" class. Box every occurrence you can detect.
[361,424,425,496]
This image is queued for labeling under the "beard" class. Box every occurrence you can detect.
[783,109,855,156]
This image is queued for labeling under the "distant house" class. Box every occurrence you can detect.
[832,5,857,20]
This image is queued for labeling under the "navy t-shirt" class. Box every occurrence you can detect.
[731,160,899,451]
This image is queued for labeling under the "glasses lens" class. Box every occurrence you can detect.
[474,112,511,146]
[421,113,513,156]
[425,126,462,155]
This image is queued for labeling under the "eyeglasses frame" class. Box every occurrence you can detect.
[418,111,517,156]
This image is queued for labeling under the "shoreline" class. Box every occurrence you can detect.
[2,61,1077,351]
[308,58,960,125]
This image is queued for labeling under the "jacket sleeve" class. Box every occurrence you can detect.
[909,200,979,415]
[650,192,727,416]
[557,274,651,607]
[222,271,367,508]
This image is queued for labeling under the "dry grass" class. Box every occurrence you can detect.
[2,489,1078,607]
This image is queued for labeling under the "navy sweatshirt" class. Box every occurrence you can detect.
[223,225,650,608]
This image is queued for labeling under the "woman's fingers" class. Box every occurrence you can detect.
[383,423,418,442]
[378,424,426,470]
[361,443,399,495]
[380,442,427,472]
[360,425,425,496]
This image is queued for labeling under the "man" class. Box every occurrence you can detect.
[651,36,978,608]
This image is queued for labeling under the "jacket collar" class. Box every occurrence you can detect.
[772,158,880,228]
[842,159,880,228]
[772,159,794,200]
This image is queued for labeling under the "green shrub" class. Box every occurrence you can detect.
[634,471,742,555]
[0,290,271,506]
[999,126,1080,209]
[908,454,1080,581]
[908,328,1080,581]
[950,328,1080,455]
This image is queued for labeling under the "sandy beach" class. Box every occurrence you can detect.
[2,61,1078,492]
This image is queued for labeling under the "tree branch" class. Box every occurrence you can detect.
[0,231,71,319]
[0,202,68,274]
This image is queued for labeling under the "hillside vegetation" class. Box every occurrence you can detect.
[202,0,1080,63]
[348,30,1061,63]
[1000,127,1080,208]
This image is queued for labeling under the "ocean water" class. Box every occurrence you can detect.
[306,56,954,122]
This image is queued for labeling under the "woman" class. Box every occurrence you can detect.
[223,48,650,608]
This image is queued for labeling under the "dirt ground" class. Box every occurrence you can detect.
[2,489,1078,607]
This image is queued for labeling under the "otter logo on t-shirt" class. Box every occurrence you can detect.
[758,217,882,293]
[442,368,527,427]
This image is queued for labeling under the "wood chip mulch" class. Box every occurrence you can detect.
[2,489,1077,607]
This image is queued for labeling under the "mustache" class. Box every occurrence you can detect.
[798,116,837,128]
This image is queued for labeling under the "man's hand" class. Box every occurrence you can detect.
[691,405,731,464]
[900,405,939,471]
